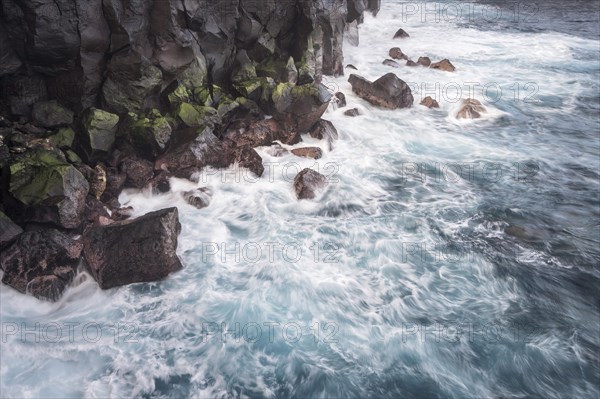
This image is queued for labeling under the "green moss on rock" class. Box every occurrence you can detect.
[81,108,120,161]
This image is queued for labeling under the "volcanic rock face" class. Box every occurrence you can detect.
[0,0,380,113]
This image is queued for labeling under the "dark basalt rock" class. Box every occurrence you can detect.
[417,56,432,67]
[383,59,401,68]
[31,101,74,128]
[393,28,410,39]
[420,96,440,109]
[235,147,264,177]
[294,168,328,200]
[348,73,414,109]
[344,108,361,117]
[0,211,23,249]
[309,119,339,150]
[182,188,212,210]
[406,60,418,67]
[80,108,120,162]
[346,64,358,70]
[334,92,347,108]
[1,229,82,301]
[83,207,183,289]
[121,156,155,189]
[389,48,408,60]
[430,59,456,72]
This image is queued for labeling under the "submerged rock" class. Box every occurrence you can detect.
[389,48,408,60]
[294,168,328,200]
[1,229,82,301]
[417,56,432,67]
[430,59,456,72]
[0,211,23,249]
[292,147,323,159]
[182,188,213,210]
[421,96,440,109]
[456,98,486,119]
[344,108,361,117]
[406,60,418,67]
[348,73,414,109]
[393,28,410,39]
[383,59,401,68]
[83,207,183,289]
[334,92,347,108]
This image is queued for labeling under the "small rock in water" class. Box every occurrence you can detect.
[294,168,328,200]
[348,73,414,109]
[383,59,401,68]
[334,92,347,108]
[456,98,486,119]
[389,48,407,60]
[292,147,323,159]
[417,56,431,67]
[344,108,361,117]
[430,59,456,72]
[406,60,418,67]
[265,143,289,157]
[309,119,339,150]
[393,28,410,39]
[183,188,213,210]
[420,96,440,108]
[346,64,358,70]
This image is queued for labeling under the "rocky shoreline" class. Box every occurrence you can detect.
[0,0,484,302]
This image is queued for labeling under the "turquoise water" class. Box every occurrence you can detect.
[1,1,599,397]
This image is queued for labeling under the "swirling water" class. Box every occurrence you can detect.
[1,1,599,398]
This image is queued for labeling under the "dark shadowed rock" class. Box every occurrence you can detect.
[0,211,23,249]
[417,56,431,67]
[1,229,82,301]
[456,98,486,119]
[80,108,119,162]
[292,147,323,159]
[32,101,74,128]
[420,96,440,108]
[235,147,264,177]
[344,108,361,117]
[309,119,339,150]
[182,188,213,210]
[83,207,183,289]
[393,28,410,39]
[389,48,408,60]
[9,149,89,229]
[348,73,414,109]
[129,111,173,159]
[430,59,456,72]
[265,143,289,157]
[346,64,358,70]
[272,82,332,133]
[294,169,328,200]
[383,59,401,68]
[334,92,347,108]
[121,156,154,189]
[225,118,283,148]
[406,60,418,67]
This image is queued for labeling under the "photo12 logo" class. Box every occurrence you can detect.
[397,2,541,24]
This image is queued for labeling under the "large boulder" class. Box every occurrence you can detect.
[8,149,89,229]
[234,147,264,177]
[83,207,183,289]
[129,111,173,159]
[271,82,332,133]
[294,168,328,200]
[309,119,339,150]
[348,73,414,109]
[31,100,74,128]
[1,229,82,301]
[80,108,120,161]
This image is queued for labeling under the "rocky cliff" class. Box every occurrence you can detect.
[0,0,379,115]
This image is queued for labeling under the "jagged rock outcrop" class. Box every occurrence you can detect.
[0,0,380,117]
[348,73,414,109]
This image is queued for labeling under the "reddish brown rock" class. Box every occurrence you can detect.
[417,57,431,67]
[430,59,456,72]
[389,48,408,60]
[292,147,323,159]
[420,96,440,108]
[294,169,328,200]
[456,98,486,119]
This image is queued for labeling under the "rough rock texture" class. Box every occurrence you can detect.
[309,119,339,150]
[420,96,440,109]
[457,98,486,119]
[406,60,418,67]
[8,149,89,228]
[183,188,212,210]
[80,108,119,161]
[389,48,407,60]
[32,100,74,128]
[292,147,323,159]
[294,168,328,200]
[83,207,183,289]
[348,73,413,109]
[430,59,456,72]
[334,92,347,108]
[0,229,82,301]
[0,0,380,116]
[417,56,431,67]
[0,211,23,249]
